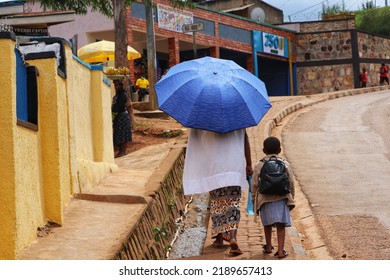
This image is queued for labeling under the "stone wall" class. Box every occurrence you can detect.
[296,28,353,95]
[298,64,354,94]
[299,18,356,33]
[114,146,188,260]
[296,17,390,95]
[296,30,352,62]
[358,32,390,59]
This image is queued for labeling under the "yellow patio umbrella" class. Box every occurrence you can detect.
[77,40,141,63]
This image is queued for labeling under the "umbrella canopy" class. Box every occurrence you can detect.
[77,40,141,63]
[154,56,271,134]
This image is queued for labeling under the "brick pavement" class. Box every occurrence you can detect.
[18,85,389,260]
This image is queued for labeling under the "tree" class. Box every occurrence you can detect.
[33,0,194,110]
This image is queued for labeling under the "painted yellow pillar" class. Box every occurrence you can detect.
[0,35,18,259]
[33,57,71,224]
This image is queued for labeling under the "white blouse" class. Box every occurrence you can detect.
[183,128,247,195]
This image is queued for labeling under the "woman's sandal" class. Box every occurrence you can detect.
[229,240,243,256]
[274,250,288,259]
[229,248,243,256]
[262,245,274,254]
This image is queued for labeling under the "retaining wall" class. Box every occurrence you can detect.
[114,143,187,260]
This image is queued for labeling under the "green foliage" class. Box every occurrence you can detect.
[321,0,346,16]
[34,0,194,17]
[153,225,167,242]
[320,0,390,37]
[170,0,195,10]
[355,7,390,36]
[33,0,124,17]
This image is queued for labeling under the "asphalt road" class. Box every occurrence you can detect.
[282,91,390,260]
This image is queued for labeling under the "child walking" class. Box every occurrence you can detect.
[360,67,367,88]
[251,136,295,258]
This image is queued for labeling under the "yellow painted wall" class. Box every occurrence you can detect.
[0,34,117,259]
[14,127,43,255]
[67,47,116,193]
[33,57,71,224]
[0,35,18,259]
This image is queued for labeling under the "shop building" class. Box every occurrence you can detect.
[127,0,297,96]
[27,1,390,95]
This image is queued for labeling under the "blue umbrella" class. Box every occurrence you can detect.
[154,56,271,134]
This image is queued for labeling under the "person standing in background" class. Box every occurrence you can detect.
[112,78,132,158]
[135,75,149,102]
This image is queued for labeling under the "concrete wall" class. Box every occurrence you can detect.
[0,32,116,259]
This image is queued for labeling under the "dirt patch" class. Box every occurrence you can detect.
[125,112,187,155]
[37,221,61,238]
[316,214,390,260]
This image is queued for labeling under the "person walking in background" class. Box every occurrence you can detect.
[183,128,253,256]
[251,136,295,259]
[112,78,132,158]
[360,67,367,88]
[135,75,149,102]
[128,78,136,101]
[379,63,389,85]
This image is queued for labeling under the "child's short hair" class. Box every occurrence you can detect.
[263,136,281,154]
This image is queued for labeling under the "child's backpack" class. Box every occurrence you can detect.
[380,66,385,74]
[259,156,291,195]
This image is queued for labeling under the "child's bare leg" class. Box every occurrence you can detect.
[263,225,273,252]
[276,223,286,256]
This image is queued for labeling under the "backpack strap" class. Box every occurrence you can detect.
[259,155,280,174]
[260,155,280,163]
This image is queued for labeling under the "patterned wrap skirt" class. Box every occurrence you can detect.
[259,199,291,227]
[113,111,132,146]
[209,186,241,238]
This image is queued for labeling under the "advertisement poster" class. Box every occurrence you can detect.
[157,4,193,33]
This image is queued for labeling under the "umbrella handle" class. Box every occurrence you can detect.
[246,176,254,215]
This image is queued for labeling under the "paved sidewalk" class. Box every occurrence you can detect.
[18,85,389,260]
[180,85,390,260]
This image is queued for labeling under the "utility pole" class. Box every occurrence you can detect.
[145,0,158,111]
